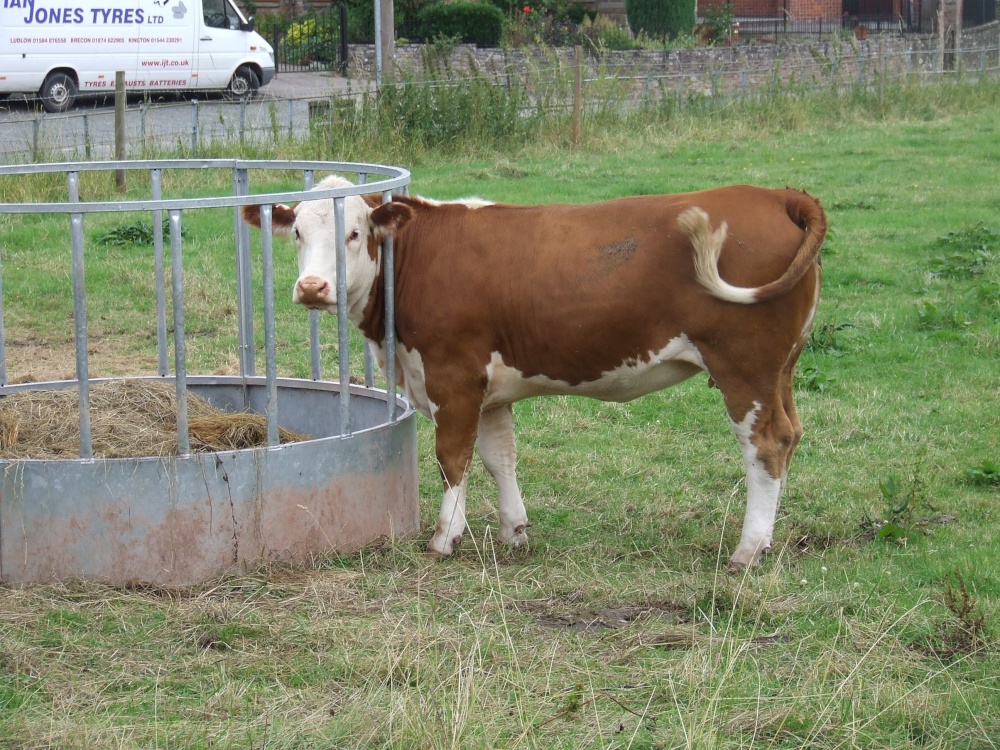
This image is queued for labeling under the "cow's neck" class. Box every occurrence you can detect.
[357,256,388,346]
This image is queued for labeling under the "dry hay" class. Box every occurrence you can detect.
[0,379,311,459]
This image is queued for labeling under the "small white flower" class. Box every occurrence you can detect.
[800,579,808,584]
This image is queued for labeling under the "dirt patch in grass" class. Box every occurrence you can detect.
[533,603,686,633]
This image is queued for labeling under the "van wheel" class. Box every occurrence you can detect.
[228,66,260,99]
[40,72,78,113]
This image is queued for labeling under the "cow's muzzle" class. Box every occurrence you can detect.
[295,275,333,308]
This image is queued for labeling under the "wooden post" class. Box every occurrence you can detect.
[572,45,582,146]
[378,0,395,84]
[115,71,126,193]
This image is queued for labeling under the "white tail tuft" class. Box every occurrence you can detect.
[677,206,756,305]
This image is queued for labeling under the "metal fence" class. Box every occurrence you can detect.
[1,36,997,163]
[257,3,349,74]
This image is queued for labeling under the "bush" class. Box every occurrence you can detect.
[580,15,637,50]
[417,1,505,47]
[626,0,694,40]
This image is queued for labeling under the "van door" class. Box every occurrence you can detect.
[194,0,254,91]
[136,0,196,93]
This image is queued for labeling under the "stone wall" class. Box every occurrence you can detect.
[346,21,999,95]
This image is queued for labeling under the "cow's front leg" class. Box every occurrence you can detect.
[477,404,529,549]
[428,474,469,559]
[427,392,483,558]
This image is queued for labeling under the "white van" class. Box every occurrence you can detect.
[0,0,275,112]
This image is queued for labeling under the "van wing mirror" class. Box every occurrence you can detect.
[240,15,254,31]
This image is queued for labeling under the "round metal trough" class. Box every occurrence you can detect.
[0,159,418,586]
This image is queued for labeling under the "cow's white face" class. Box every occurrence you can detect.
[273,176,379,322]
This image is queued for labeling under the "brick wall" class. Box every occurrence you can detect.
[790,0,842,19]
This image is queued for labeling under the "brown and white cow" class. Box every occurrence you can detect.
[243,176,826,569]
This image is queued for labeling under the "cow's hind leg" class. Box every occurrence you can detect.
[725,380,800,570]
[477,404,530,548]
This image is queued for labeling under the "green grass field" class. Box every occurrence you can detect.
[1,77,998,748]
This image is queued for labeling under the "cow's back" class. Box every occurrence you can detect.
[386,186,818,387]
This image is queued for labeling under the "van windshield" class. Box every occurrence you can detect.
[203,0,247,29]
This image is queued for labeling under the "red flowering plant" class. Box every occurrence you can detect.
[503,0,581,46]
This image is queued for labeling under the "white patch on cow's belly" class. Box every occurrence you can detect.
[369,340,440,424]
[482,334,706,407]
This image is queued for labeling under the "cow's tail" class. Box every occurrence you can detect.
[679,190,826,305]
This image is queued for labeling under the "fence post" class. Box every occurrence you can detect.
[239,96,247,145]
[877,40,886,110]
[32,114,41,162]
[288,99,294,139]
[338,1,349,75]
[115,71,126,193]
[190,100,199,153]
[83,114,91,160]
[572,45,582,146]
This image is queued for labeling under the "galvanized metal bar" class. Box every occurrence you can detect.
[304,169,322,381]
[334,196,351,435]
[169,209,190,455]
[356,174,375,386]
[0,236,7,387]
[382,189,397,422]
[151,168,168,377]
[67,171,94,459]
[363,341,374,387]
[260,204,280,447]
[310,312,321,381]
[233,166,255,379]
[0,161,411,215]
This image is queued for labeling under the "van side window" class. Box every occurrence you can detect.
[203,0,235,28]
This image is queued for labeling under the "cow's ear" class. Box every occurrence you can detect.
[241,203,296,235]
[370,201,413,240]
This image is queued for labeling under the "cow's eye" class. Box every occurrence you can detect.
[349,230,360,242]
[294,229,301,241]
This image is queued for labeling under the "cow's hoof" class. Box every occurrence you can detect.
[427,533,462,559]
[725,559,748,574]
[727,544,770,572]
[501,522,530,550]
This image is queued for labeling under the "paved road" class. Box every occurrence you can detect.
[0,72,367,161]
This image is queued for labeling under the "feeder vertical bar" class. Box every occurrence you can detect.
[363,342,374,387]
[358,173,375,386]
[232,166,254,379]
[0,238,7,387]
[382,189,396,423]
[303,170,322,381]
[334,196,351,435]
[309,314,321,380]
[260,205,280,447]
[151,168,168,377]
[169,209,190,455]
[67,171,93,459]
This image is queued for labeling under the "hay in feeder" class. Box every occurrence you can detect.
[0,379,312,459]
